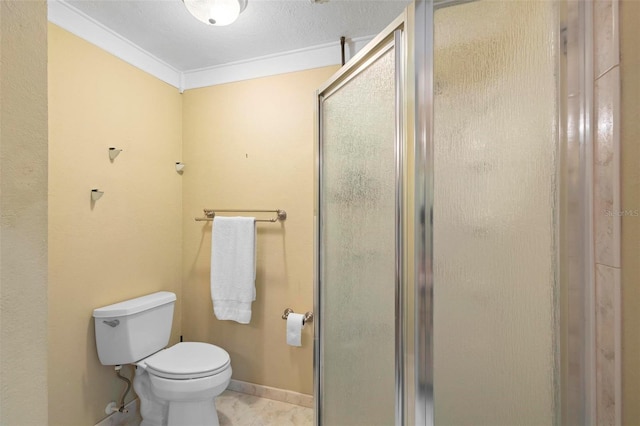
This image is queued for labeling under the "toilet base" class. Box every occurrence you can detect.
[139,400,220,426]
[167,400,220,426]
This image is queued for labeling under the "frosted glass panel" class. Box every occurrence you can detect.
[433,1,558,425]
[320,47,396,426]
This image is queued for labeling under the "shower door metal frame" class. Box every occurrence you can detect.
[314,12,407,426]
[412,1,433,424]
[413,0,595,424]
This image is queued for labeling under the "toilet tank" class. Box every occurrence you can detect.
[93,291,176,366]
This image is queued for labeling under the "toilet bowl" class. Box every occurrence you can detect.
[92,292,232,426]
[134,342,232,426]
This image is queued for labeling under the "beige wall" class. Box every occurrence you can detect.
[48,24,183,425]
[620,2,640,424]
[181,66,337,395]
[0,2,49,424]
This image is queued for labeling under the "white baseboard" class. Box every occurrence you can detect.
[228,379,313,408]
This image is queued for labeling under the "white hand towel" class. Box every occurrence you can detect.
[210,216,256,324]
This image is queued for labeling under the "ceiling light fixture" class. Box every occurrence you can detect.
[183,0,248,26]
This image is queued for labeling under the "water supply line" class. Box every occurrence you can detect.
[107,365,132,414]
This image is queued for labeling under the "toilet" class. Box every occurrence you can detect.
[93,291,231,426]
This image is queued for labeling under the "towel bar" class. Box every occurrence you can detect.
[195,209,286,223]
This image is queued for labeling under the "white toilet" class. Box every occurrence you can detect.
[93,291,232,426]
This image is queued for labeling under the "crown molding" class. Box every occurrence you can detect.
[48,0,374,91]
[48,0,182,89]
[182,36,373,90]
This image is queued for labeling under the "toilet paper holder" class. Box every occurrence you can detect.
[282,308,313,325]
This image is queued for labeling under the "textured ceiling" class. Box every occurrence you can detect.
[66,0,410,71]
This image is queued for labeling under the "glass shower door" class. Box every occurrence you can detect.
[431,1,560,424]
[316,26,404,426]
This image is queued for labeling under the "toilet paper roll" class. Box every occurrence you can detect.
[286,313,304,347]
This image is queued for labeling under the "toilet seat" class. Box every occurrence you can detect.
[144,342,230,380]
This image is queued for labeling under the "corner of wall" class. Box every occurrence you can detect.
[47,24,183,425]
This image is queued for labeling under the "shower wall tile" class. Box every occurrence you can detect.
[594,0,620,78]
[594,66,621,268]
[595,264,621,426]
[593,1,621,425]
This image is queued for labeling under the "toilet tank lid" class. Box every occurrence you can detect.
[93,292,176,318]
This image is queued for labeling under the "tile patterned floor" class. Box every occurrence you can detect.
[217,390,313,426]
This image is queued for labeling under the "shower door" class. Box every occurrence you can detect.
[317,0,590,424]
[429,1,560,423]
[412,0,589,424]
[315,15,406,426]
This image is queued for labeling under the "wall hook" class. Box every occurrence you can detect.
[109,147,122,161]
[91,189,104,201]
[175,162,185,173]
